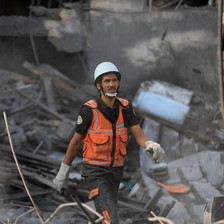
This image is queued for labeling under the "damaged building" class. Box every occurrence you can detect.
[0,0,224,223]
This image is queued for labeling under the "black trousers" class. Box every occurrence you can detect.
[84,166,123,224]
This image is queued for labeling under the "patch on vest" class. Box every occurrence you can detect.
[77,115,83,125]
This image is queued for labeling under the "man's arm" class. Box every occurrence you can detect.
[63,132,85,165]
[129,124,165,163]
[129,124,149,148]
[53,132,84,193]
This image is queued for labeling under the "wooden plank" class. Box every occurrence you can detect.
[43,76,56,111]
[0,171,19,179]
[2,189,54,201]
[54,80,90,102]
[0,144,61,169]
[0,68,37,85]
[218,0,224,120]
[10,74,37,84]
[37,119,61,127]
[22,61,40,76]
[22,61,98,99]
[135,109,210,143]
[9,103,33,115]
[22,61,72,83]
[118,200,145,212]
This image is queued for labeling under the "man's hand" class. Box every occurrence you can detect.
[145,140,165,163]
[53,162,71,193]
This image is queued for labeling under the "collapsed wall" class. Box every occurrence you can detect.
[0,1,219,100]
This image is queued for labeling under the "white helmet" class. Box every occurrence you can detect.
[94,62,120,83]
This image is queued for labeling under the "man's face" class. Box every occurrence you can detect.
[97,73,120,94]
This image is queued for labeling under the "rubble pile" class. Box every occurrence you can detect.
[0,63,172,224]
[0,63,224,223]
[137,82,224,223]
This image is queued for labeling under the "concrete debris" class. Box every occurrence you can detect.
[179,137,198,157]
[149,163,169,181]
[56,120,76,142]
[44,9,85,53]
[30,6,48,17]
[191,180,221,201]
[138,116,224,221]
[160,125,179,161]
[0,64,177,223]
[211,195,224,222]
[179,162,203,182]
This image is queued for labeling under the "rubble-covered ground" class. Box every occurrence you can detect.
[0,62,224,224]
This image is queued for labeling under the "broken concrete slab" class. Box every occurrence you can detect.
[26,126,55,150]
[159,125,179,161]
[180,137,198,157]
[141,117,161,142]
[128,182,148,202]
[191,179,221,202]
[159,196,191,224]
[139,117,161,175]
[56,121,75,142]
[199,151,224,186]
[148,162,169,181]
[43,76,56,112]
[188,204,205,220]
[44,9,85,53]
[179,161,203,182]
[0,16,47,37]
[10,126,27,148]
[139,164,162,196]
[178,192,196,204]
[165,151,224,186]
[139,147,154,178]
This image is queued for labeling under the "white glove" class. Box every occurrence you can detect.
[145,140,165,163]
[53,162,71,193]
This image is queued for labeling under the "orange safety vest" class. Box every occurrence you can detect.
[82,98,129,167]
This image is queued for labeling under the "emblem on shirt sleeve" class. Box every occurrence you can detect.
[77,115,83,125]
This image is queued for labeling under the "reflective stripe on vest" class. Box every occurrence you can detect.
[82,159,124,166]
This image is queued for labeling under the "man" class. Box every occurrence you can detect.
[53,62,165,223]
